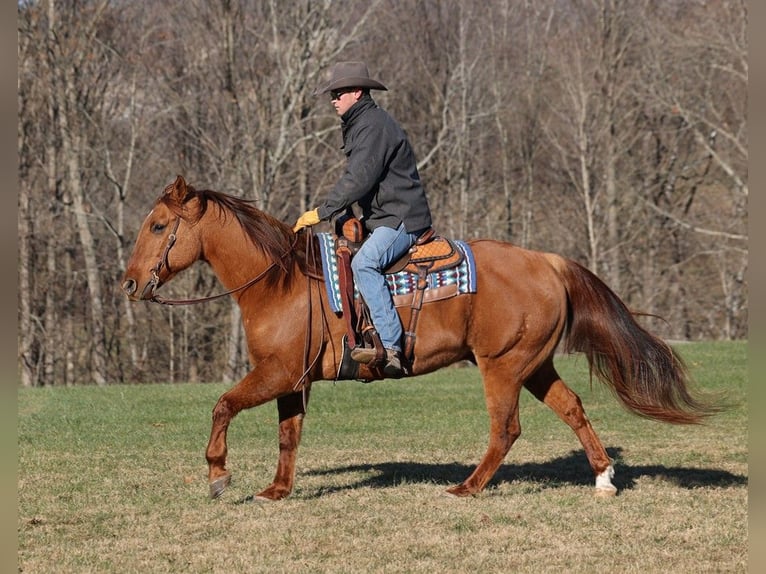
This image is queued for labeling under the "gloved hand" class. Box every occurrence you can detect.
[293,208,320,232]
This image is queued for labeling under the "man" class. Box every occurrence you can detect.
[293,61,433,377]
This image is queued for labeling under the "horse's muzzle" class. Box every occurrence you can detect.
[122,270,160,301]
[122,278,154,300]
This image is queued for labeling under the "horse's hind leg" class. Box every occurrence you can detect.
[447,358,523,497]
[524,360,617,496]
[255,389,310,501]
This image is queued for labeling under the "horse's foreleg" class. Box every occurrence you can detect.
[255,389,310,501]
[524,361,616,496]
[206,394,236,499]
[447,362,522,497]
[206,369,292,500]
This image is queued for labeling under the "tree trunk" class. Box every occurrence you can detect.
[224,303,242,384]
[48,0,109,385]
[17,175,33,387]
[65,152,108,386]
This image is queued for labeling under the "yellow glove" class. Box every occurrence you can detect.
[293,208,320,232]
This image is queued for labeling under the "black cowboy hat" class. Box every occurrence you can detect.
[314,61,388,95]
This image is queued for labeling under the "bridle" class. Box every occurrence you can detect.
[143,216,180,302]
[144,215,328,402]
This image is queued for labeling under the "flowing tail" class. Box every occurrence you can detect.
[546,254,719,424]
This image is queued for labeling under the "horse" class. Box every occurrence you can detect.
[121,176,716,501]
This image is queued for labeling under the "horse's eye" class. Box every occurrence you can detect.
[151,222,167,234]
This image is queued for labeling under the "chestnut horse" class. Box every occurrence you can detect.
[121,176,715,501]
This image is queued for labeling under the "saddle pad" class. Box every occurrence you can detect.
[317,232,477,314]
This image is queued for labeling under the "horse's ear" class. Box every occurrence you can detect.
[166,175,189,203]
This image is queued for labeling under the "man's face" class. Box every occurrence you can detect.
[330,88,361,116]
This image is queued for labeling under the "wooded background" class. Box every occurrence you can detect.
[17,0,747,386]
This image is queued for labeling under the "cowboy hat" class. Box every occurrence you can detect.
[314,61,388,95]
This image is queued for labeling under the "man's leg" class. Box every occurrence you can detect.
[351,224,419,371]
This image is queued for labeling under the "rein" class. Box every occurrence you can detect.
[150,262,280,306]
[293,227,329,403]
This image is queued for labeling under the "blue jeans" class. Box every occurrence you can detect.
[351,223,422,352]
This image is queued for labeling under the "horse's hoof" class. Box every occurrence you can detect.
[209,474,231,499]
[595,486,617,498]
[594,465,616,497]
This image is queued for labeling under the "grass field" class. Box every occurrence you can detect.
[18,341,747,573]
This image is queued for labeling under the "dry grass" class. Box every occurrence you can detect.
[18,342,747,573]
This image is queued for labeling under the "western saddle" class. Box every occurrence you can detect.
[334,215,464,370]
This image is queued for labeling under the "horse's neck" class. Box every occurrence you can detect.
[202,221,275,292]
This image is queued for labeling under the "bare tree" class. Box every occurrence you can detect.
[487,1,555,245]
[18,8,39,386]
[637,0,748,338]
[541,0,647,290]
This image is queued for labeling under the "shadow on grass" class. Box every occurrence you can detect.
[296,447,747,498]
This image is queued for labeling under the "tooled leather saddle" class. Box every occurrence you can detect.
[333,215,464,369]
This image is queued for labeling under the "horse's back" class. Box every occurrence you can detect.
[411,239,568,367]
[467,239,567,303]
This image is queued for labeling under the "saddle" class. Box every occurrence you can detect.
[334,215,464,370]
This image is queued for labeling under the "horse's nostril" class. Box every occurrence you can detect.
[122,278,137,295]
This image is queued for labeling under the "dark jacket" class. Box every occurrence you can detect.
[316,95,432,233]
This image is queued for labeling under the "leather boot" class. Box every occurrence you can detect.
[382,348,405,378]
[350,346,377,364]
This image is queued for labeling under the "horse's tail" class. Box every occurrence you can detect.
[545,253,718,424]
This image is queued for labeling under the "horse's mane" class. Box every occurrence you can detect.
[160,185,321,289]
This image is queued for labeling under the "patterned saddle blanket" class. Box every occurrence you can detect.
[316,232,477,313]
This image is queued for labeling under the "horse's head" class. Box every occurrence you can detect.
[121,175,204,301]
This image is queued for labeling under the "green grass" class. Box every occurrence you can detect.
[18,341,747,573]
